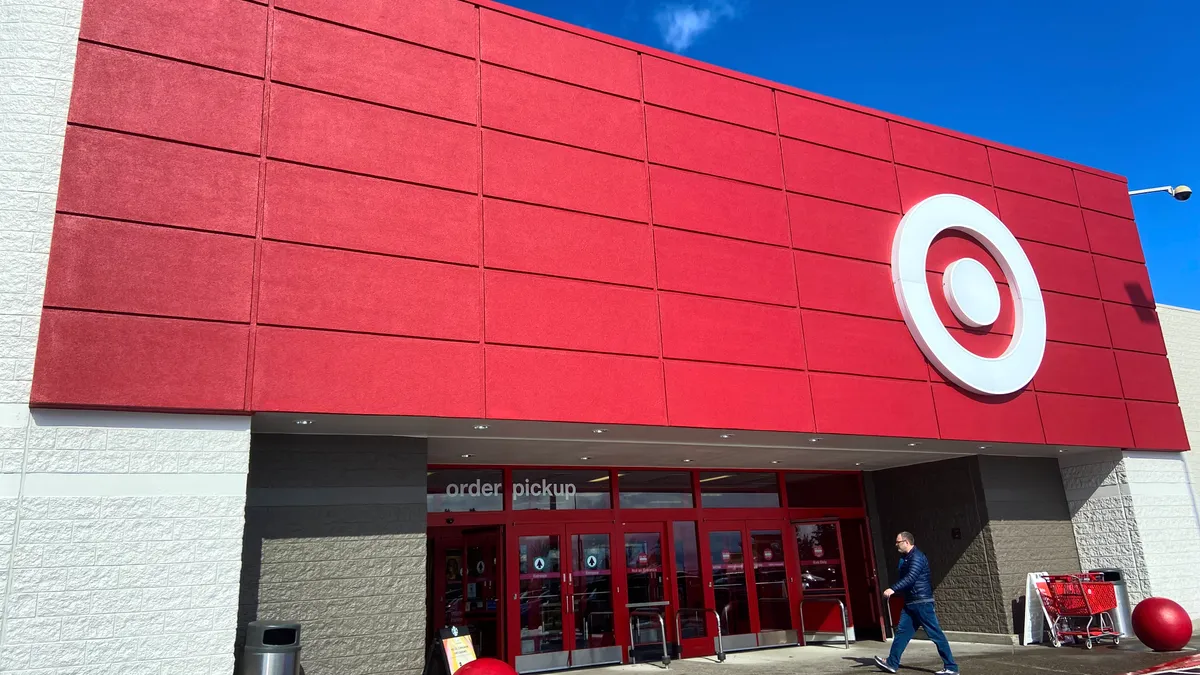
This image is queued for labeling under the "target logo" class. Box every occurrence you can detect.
[891,194,1047,396]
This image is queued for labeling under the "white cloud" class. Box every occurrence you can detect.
[655,1,736,52]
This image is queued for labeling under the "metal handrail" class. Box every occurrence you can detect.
[798,597,850,649]
[629,609,671,667]
[675,607,725,663]
[582,610,615,642]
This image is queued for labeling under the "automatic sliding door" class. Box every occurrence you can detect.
[707,529,757,651]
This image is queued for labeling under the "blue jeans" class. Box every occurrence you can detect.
[888,601,957,671]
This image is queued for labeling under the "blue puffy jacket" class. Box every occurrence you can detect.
[891,547,935,605]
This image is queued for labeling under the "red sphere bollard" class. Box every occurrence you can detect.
[1132,597,1193,652]
[456,658,519,675]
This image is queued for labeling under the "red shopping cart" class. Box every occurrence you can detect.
[1033,573,1121,649]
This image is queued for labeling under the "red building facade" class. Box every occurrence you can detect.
[34,0,1188,452]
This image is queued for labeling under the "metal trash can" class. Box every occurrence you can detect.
[1090,569,1133,637]
[243,621,301,675]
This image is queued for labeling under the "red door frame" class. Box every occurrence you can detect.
[427,465,878,669]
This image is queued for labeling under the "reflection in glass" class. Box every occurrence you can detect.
[625,532,666,645]
[709,530,752,635]
[795,522,845,593]
[513,470,611,511]
[519,535,564,655]
[427,469,503,512]
[443,548,464,627]
[751,530,791,630]
[465,536,501,658]
[785,472,862,508]
[571,533,615,649]
[618,471,694,509]
[700,473,780,508]
[673,522,707,639]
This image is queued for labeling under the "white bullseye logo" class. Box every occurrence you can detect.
[891,194,1047,396]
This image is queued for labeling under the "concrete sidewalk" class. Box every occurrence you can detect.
[590,638,1200,675]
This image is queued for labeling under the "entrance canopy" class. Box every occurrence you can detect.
[253,413,1106,471]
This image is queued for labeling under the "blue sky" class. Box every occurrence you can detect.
[504,0,1199,309]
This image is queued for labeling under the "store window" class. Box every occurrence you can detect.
[512,469,611,510]
[795,521,845,594]
[784,472,862,508]
[428,468,504,512]
[618,471,694,509]
[699,472,780,508]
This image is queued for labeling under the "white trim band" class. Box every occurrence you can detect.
[21,473,248,497]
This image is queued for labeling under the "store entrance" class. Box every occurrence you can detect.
[425,467,883,672]
[509,523,622,673]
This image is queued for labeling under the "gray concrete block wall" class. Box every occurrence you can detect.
[869,457,1007,634]
[978,456,1081,633]
[241,435,429,675]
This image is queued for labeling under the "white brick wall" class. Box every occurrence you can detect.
[1,2,254,673]
[1061,450,1200,618]
[1059,304,1200,619]
[1,410,251,675]
[1059,451,1151,599]
[1157,304,1200,617]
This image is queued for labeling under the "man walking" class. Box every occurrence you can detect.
[874,532,959,674]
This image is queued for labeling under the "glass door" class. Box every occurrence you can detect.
[705,526,758,651]
[673,521,714,659]
[623,526,670,662]
[566,527,621,667]
[511,526,568,673]
[749,525,795,646]
[463,527,504,659]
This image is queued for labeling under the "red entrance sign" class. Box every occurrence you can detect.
[814,545,825,558]
[763,548,774,561]
[637,553,648,566]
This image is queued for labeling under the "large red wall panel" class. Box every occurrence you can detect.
[44,215,254,322]
[264,161,481,265]
[34,0,1186,451]
[483,199,655,286]
[272,11,478,124]
[32,310,249,411]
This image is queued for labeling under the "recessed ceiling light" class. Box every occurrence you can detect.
[979,445,989,450]
[907,442,919,447]
[855,462,863,467]
[720,433,734,439]
[580,456,591,461]
[473,425,489,430]
[593,429,607,434]
[683,459,693,463]
[460,454,473,459]
[295,419,313,425]
[809,437,821,443]
[771,460,780,464]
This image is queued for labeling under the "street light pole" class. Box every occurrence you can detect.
[1128,185,1192,201]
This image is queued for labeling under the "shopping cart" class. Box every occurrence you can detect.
[1033,572,1121,649]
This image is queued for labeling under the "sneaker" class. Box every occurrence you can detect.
[873,656,898,673]
[935,669,960,675]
